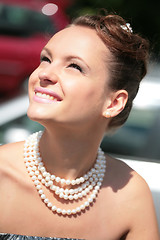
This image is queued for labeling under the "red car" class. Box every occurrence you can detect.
[0,0,70,98]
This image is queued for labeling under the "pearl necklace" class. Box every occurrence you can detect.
[24,131,106,216]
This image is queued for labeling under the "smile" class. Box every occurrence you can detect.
[33,87,62,103]
[35,92,55,101]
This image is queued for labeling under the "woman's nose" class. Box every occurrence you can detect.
[38,64,59,84]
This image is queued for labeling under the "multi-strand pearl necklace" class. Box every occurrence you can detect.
[24,131,106,216]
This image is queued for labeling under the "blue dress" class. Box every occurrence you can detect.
[0,234,84,240]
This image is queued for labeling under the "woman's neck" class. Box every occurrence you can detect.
[39,127,104,180]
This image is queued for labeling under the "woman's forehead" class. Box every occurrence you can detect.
[46,26,109,56]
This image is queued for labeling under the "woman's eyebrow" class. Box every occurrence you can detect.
[41,48,91,71]
[41,47,52,57]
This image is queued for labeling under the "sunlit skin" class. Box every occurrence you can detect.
[0,26,159,240]
[28,26,127,130]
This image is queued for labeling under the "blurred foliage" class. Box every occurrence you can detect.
[67,0,160,58]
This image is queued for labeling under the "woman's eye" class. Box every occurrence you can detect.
[40,56,51,63]
[67,63,82,72]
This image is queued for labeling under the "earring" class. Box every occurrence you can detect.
[104,111,111,118]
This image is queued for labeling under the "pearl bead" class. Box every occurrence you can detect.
[51,175,55,180]
[67,209,71,215]
[78,187,82,192]
[88,198,93,203]
[32,166,36,171]
[56,189,60,195]
[76,207,81,212]
[69,189,74,195]
[88,171,92,177]
[82,190,86,196]
[88,185,93,190]
[91,181,96,186]
[35,170,39,175]
[59,193,64,198]
[91,194,96,199]
[44,198,49,203]
[43,172,47,177]
[73,194,78,200]
[50,185,56,191]
[66,180,71,185]
[45,176,50,182]
[55,177,60,183]
[71,180,76,185]
[80,177,84,183]
[62,209,67,215]
[41,179,45,184]
[74,188,78,194]
[84,201,89,207]
[78,193,82,198]
[47,202,52,208]
[75,179,80,185]
[59,188,63,193]
[48,180,53,186]
[32,176,36,181]
[34,180,39,185]
[71,209,76,214]
[29,171,34,176]
[38,175,42,180]
[85,188,90,194]
[45,182,49,187]
[97,182,102,186]
[83,174,88,180]
[95,185,100,191]
[57,208,62,214]
[41,194,46,199]
[36,185,41,190]
[51,206,56,211]
[80,204,85,210]
[68,195,74,200]
[39,189,43,194]
[60,179,66,185]
[89,177,93,182]
[40,167,45,172]
[93,189,98,195]
[64,195,68,200]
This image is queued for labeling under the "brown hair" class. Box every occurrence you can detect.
[71,13,149,130]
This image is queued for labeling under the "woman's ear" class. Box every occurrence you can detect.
[102,90,128,118]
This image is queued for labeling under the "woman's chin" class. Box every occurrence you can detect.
[27,106,47,123]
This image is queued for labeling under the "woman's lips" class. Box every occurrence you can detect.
[33,87,62,104]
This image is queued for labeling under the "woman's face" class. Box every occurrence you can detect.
[27,26,113,128]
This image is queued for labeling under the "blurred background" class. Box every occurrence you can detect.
[0,0,160,162]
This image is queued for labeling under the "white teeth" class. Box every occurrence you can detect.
[35,92,55,100]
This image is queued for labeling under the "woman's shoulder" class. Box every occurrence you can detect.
[105,154,151,197]
[104,154,159,238]
[0,141,24,161]
[0,141,25,180]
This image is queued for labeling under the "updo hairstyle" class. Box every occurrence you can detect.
[71,13,149,130]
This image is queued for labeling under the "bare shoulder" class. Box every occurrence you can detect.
[0,141,25,180]
[105,154,154,207]
[104,154,160,239]
[107,156,150,192]
[0,141,24,161]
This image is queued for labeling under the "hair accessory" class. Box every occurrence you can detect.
[24,131,106,216]
[121,23,133,33]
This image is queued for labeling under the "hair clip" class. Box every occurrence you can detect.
[121,23,133,33]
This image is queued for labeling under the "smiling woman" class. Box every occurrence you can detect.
[0,11,159,240]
